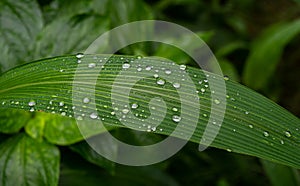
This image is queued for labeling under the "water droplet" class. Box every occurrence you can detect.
[77,116,83,121]
[285,131,291,138]
[263,131,269,137]
[29,107,35,112]
[172,115,181,122]
[224,75,229,81]
[179,65,186,70]
[248,124,253,128]
[165,69,172,75]
[59,101,64,107]
[88,63,96,68]
[122,63,130,69]
[137,67,142,71]
[110,111,115,116]
[61,112,66,116]
[131,103,138,109]
[214,99,220,105]
[245,111,249,115]
[173,83,181,89]
[145,66,152,71]
[90,112,98,119]
[136,55,143,59]
[200,88,205,93]
[76,53,84,59]
[280,140,284,145]
[153,74,159,78]
[28,101,36,106]
[122,108,129,114]
[157,79,165,85]
[83,97,90,104]
[172,107,178,112]
[226,148,232,152]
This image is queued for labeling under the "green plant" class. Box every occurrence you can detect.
[0,0,300,185]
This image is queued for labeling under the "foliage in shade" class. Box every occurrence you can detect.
[0,133,60,186]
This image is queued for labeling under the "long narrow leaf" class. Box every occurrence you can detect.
[0,55,299,168]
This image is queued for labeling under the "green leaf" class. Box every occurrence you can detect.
[59,149,179,186]
[154,31,214,65]
[33,14,109,59]
[0,133,60,186]
[0,109,31,133]
[0,0,43,72]
[108,0,153,27]
[0,55,299,169]
[43,113,115,145]
[262,160,300,186]
[243,19,300,90]
[24,112,45,141]
[70,135,116,174]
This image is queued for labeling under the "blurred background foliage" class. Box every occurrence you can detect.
[1,0,300,185]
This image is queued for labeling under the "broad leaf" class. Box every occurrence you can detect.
[0,0,43,72]
[34,14,109,59]
[0,109,31,133]
[0,133,60,186]
[0,55,299,169]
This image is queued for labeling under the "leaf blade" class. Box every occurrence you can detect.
[0,55,299,169]
[0,133,60,186]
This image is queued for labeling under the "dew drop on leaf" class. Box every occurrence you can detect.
[145,66,152,71]
[173,82,181,89]
[179,65,186,70]
[263,131,269,137]
[88,63,96,68]
[28,100,36,106]
[285,131,291,138]
[122,108,129,114]
[76,53,84,59]
[77,116,83,121]
[83,97,90,104]
[172,115,181,122]
[157,79,165,85]
[131,103,138,109]
[214,99,220,105]
[122,63,130,69]
[165,69,172,75]
[90,112,98,119]
[172,107,178,112]
[226,149,232,152]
